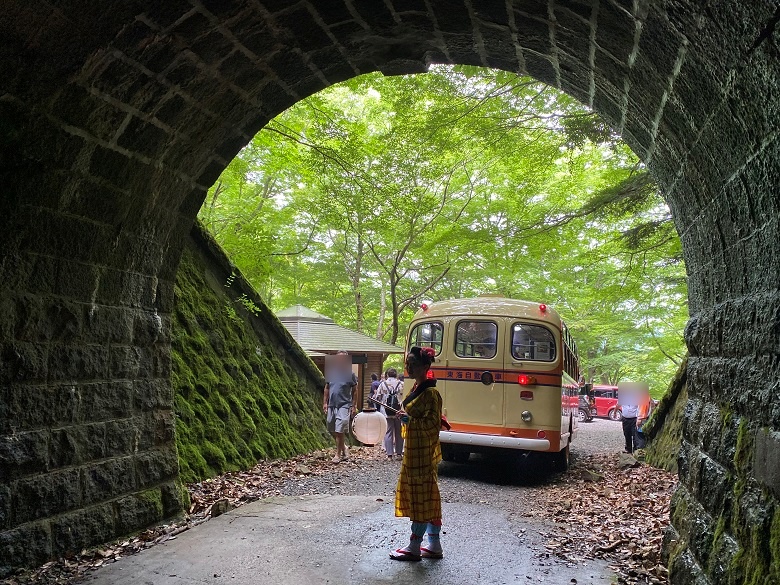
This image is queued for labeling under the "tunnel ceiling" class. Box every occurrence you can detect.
[1,2,777,300]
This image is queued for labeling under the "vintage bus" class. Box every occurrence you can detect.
[405,297,580,470]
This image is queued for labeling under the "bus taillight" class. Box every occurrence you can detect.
[537,430,547,439]
[518,374,537,385]
[426,369,435,379]
[520,390,534,400]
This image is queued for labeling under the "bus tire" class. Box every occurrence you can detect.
[453,450,470,464]
[441,444,456,462]
[552,443,570,471]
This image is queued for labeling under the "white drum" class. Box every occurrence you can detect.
[352,408,387,445]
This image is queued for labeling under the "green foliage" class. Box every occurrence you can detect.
[199,65,688,393]
[223,273,263,322]
[171,245,330,483]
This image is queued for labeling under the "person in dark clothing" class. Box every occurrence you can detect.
[620,393,639,453]
[369,373,381,400]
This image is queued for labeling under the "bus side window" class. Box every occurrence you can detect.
[511,323,556,361]
[409,321,444,355]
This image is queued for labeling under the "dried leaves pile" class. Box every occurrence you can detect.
[529,453,676,584]
[186,446,385,515]
[3,448,675,585]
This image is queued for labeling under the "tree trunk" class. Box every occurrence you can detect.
[389,268,400,345]
[353,234,364,332]
[377,280,386,339]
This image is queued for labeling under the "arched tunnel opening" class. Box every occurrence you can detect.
[1,2,778,582]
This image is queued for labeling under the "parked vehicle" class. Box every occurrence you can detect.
[577,392,594,422]
[592,385,620,420]
[406,297,581,471]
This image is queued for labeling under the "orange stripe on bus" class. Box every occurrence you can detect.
[429,367,562,386]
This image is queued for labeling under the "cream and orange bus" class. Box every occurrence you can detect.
[405,296,580,470]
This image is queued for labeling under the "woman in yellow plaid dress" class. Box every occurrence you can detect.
[390,346,444,561]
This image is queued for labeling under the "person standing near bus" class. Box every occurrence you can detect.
[390,346,444,561]
[323,351,358,463]
[377,367,404,460]
[620,392,640,454]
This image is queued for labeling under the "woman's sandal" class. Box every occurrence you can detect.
[389,548,422,561]
[420,546,444,559]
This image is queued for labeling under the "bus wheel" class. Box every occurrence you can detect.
[609,408,623,421]
[441,444,456,462]
[552,443,570,471]
[453,450,470,464]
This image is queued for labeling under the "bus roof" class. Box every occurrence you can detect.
[411,297,565,324]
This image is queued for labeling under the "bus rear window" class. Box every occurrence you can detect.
[455,321,497,358]
[512,323,556,361]
[408,321,444,355]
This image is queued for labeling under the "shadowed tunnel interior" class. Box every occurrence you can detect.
[1,1,779,582]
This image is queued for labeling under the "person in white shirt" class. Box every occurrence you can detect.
[620,395,640,454]
[376,368,404,460]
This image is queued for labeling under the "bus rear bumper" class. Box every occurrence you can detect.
[439,431,551,451]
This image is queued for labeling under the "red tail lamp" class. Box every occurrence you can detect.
[539,304,547,313]
[517,374,537,385]
[537,430,547,439]
[420,300,432,311]
[520,390,534,400]
[426,369,435,379]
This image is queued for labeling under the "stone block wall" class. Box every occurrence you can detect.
[173,222,328,482]
[644,357,687,474]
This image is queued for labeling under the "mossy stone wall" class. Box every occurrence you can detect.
[644,357,688,473]
[172,223,330,483]
[655,350,780,585]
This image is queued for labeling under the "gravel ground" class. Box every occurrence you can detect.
[572,417,626,456]
[277,416,626,501]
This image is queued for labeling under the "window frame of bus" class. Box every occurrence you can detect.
[408,321,444,355]
[454,320,498,359]
[510,322,557,362]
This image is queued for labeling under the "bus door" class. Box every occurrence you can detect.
[441,317,505,428]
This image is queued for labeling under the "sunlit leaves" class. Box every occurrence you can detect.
[199,65,688,394]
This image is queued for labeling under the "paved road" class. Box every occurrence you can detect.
[84,495,613,585]
[83,419,623,585]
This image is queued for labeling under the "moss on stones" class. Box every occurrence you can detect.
[645,357,688,473]
[171,242,329,483]
[137,488,164,517]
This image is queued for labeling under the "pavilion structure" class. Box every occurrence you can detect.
[276,305,404,408]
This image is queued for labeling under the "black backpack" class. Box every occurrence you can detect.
[385,380,402,412]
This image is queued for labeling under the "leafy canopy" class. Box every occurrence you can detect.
[199,65,688,395]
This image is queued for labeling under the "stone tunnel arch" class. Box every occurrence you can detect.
[1,1,778,581]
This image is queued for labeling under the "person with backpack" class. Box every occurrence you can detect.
[376,367,404,460]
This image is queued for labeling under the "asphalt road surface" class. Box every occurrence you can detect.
[82,419,626,585]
